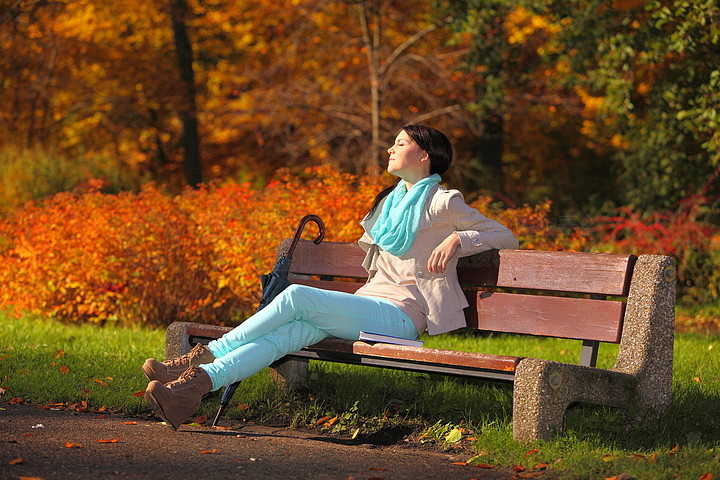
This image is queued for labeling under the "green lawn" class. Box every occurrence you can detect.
[1,314,718,479]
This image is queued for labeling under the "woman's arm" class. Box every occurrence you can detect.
[427,192,518,273]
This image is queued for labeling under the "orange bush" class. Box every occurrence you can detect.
[0,167,590,326]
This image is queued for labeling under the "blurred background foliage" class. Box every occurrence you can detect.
[0,0,718,327]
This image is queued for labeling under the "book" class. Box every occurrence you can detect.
[358,331,425,347]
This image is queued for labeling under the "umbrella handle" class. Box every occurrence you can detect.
[286,215,325,257]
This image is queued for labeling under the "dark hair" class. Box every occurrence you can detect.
[368,124,453,215]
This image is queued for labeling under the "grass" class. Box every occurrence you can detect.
[1,314,718,479]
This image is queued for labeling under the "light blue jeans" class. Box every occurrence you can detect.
[200,284,419,390]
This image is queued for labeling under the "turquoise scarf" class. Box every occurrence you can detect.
[370,174,441,256]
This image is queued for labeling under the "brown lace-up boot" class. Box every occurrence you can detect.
[145,366,213,430]
[142,343,215,384]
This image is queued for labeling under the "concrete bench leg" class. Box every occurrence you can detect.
[513,358,639,442]
[269,357,309,391]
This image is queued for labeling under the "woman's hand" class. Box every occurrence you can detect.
[427,233,461,273]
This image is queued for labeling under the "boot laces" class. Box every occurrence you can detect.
[166,344,205,368]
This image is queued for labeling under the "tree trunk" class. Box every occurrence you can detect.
[359,0,381,170]
[168,0,202,186]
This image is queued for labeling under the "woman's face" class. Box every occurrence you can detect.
[386,130,429,183]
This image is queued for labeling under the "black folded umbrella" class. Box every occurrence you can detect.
[211,215,325,426]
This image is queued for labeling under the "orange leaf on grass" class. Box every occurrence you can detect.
[55,350,65,358]
[533,463,549,469]
[92,379,108,387]
[512,465,526,472]
[524,449,539,457]
[669,445,680,454]
[59,366,69,374]
[133,390,145,397]
[316,415,331,424]
[698,474,712,480]
[237,403,249,410]
[324,415,338,426]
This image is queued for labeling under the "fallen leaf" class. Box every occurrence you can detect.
[121,422,137,425]
[98,439,120,443]
[193,415,208,425]
[9,397,23,404]
[452,462,468,466]
[524,448,539,457]
[445,428,463,443]
[513,465,526,472]
[92,379,108,387]
[474,463,493,469]
[9,458,25,465]
[649,452,657,463]
[533,463,549,469]
[186,422,203,427]
[55,350,65,358]
[80,388,92,394]
[324,415,339,426]
[698,474,712,480]
[669,445,680,454]
[59,366,69,374]
[19,477,45,480]
[237,403,249,410]
[368,467,392,471]
[693,376,701,382]
[351,428,360,439]
[316,415,331,424]
[201,449,219,454]
[602,454,619,462]
[65,442,82,448]
[133,390,145,397]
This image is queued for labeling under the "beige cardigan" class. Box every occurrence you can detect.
[358,185,519,335]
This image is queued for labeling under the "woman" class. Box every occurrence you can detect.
[142,124,519,430]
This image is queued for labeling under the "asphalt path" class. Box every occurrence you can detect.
[0,402,521,480]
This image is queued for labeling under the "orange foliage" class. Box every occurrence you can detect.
[0,167,587,326]
[470,196,589,252]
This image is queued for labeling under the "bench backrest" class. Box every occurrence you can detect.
[284,240,637,346]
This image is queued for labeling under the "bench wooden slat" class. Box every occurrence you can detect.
[288,240,368,278]
[290,278,363,294]
[458,250,637,296]
[469,291,625,343]
[288,240,637,297]
[303,338,521,372]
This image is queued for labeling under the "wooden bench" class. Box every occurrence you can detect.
[165,240,676,442]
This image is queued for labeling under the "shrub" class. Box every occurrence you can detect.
[591,194,719,305]
[0,144,145,216]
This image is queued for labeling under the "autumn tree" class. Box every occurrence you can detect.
[541,0,720,210]
[443,1,619,209]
